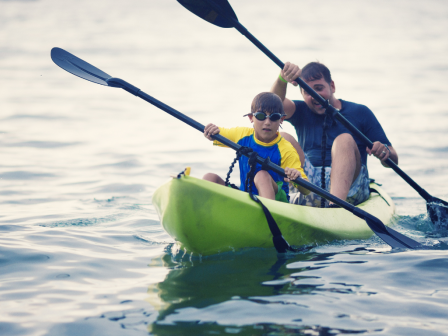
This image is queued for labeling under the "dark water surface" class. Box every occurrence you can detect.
[1,0,448,335]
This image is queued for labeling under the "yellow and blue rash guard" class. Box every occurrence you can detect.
[213,127,307,200]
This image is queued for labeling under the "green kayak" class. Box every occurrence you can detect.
[153,174,395,255]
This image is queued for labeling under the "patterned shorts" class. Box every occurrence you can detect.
[290,154,370,207]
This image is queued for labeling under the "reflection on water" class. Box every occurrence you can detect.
[149,247,317,335]
[146,245,448,335]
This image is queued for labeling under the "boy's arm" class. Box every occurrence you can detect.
[281,144,310,195]
[285,168,310,195]
[212,127,253,147]
[284,167,303,182]
[204,123,220,141]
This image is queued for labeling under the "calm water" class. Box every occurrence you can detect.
[1,0,448,335]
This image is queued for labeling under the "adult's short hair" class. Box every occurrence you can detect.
[301,62,332,85]
[251,92,284,115]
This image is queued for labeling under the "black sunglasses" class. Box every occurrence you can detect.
[243,111,286,122]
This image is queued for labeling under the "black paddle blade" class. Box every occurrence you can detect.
[427,197,448,229]
[177,0,238,28]
[51,47,111,86]
[364,215,422,249]
[385,227,423,249]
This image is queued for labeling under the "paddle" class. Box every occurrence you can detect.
[50,47,422,250]
[176,0,448,229]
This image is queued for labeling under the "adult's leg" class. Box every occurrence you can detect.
[330,133,362,202]
[203,173,226,185]
[280,132,305,168]
[254,170,278,200]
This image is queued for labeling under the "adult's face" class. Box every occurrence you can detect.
[301,78,336,115]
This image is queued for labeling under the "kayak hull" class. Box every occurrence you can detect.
[153,175,395,255]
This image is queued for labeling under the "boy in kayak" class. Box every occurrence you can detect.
[203,92,309,202]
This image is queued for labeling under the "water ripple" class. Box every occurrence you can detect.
[6,141,81,148]
[0,171,57,180]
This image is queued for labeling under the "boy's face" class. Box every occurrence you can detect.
[248,111,284,143]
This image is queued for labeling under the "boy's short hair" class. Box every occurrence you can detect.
[301,62,332,85]
[251,92,284,115]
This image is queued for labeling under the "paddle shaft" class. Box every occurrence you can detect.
[217,15,434,203]
[107,77,388,228]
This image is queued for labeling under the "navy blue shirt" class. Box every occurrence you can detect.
[286,100,391,167]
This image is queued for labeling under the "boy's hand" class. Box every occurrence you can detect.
[284,167,302,182]
[204,123,220,141]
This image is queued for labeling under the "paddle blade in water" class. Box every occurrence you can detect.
[427,197,448,230]
[51,47,111,86]
[177,0,238,28]
[364,215,421,249]
[385,227,422,249]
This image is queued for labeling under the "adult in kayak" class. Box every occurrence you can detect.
[271,61,399,207]
[203,92,310,202]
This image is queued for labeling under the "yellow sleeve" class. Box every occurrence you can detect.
[213,127,254,147]
[280,141,310,195]
[279,139,308,181]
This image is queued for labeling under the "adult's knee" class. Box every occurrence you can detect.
[332,133,358,154]
[331,133,362,177]
[334,133,356,147]
[280,132,305,165]
[281,132,301,148]
[280,132,295,142]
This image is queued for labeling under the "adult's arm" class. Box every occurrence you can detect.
[367,142,398,168]
[360,104,399,168]
[270,62,301,119]
[387,146,399,166]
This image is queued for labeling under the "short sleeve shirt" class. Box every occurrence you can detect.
[213,127,306,199]
[286,100,391,167]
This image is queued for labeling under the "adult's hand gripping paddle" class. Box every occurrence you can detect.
[176,0,448,229]
[50,47,422,250]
